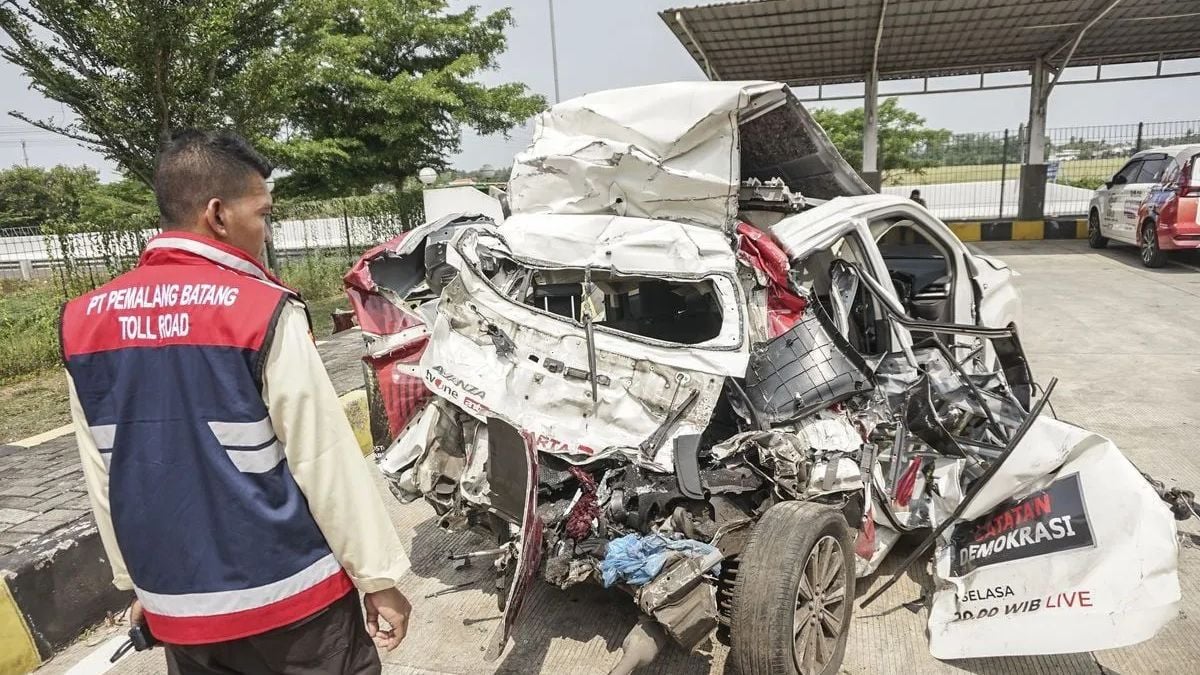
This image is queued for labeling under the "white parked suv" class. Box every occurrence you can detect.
[1088,144,1200,267]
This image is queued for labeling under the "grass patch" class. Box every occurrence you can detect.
[0,278,65,383]
[278,254,353,338]
[885,158,1125,186]
[0,368,69,444]
[306,293,350,339]
[279,253,350,302]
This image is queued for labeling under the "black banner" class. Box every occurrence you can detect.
[951,473,1094,576]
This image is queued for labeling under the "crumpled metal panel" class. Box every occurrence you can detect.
[928,416,1181,658]
[508,81,783,229]
[343,213,498,439]
[500,213,738,277]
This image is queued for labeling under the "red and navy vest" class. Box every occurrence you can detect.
[60,232,352,644]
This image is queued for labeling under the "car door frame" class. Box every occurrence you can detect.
[1124,153,1170,242]
[856,203,976,327]
[1102,158,1144,243]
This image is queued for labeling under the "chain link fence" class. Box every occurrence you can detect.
[268,191,426,301]
[0,190,426,299]
[5,120,1200,296]
[882,120,1200,220]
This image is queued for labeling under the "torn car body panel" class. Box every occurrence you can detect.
[509,81,869,230]
[417,219,749,470]
[929,417,1180,658]
[345,214,499,441]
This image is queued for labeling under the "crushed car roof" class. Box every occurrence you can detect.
[507,80,870,231]
[499,213,738,277]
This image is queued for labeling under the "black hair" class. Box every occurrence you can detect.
[153,129,273,229]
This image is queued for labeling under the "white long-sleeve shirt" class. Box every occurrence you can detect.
[68,300,408,593]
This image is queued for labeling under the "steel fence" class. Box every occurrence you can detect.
[0,190,426,300]
[883,119,1200,220]
[270,190,426,265]
[5,119,1200,297]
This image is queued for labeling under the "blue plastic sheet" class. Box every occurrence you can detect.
[599,533,721,588]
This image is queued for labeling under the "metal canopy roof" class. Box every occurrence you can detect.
[661,0,1200,87]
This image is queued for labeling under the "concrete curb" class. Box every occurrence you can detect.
[945,218,1087,242]
[0,388,373,675]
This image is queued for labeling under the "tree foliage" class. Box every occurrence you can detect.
[0,165,154,231]
[269,0,544,197]
[0,1,540,196]
[0,1,298,184]
[812,98,951,179]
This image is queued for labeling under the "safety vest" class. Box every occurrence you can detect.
[60,232,352,645]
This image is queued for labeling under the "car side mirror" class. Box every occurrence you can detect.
[1112,175,1128,186]
[1104,181,1114,189]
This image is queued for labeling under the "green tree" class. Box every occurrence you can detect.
[269,0,544,197]
[0,1,299,184]
[811,98,951,180]
[0,165,156,232]
[0,165,97,230]
[80,178,157,227]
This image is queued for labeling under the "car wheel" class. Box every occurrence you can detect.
[730,501,854,675]
[1141,221,1167,268]
[1087,211,1108,249]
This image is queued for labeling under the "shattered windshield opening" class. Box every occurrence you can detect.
[515,268,725,345]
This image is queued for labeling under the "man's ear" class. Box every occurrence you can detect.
[203,198,227,238]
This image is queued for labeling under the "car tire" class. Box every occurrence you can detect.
[730,501,854,675]
[1087,211,1108,249]
[1141,221,1167,268]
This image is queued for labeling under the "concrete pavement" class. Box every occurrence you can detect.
[36,241,1200,674]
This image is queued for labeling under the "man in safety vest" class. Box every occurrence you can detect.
[61,130,411,673]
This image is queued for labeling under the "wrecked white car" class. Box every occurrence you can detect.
[346,82,1183,674]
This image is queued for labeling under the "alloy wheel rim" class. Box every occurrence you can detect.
[793,535,845,675]
[1143,228,1155,263]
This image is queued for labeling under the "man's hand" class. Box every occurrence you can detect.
[129,599,145,626]
[364,587,411,651]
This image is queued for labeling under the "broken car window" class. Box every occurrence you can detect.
[519,269,725,345]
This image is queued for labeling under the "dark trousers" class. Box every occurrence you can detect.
[165,591,381,674]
